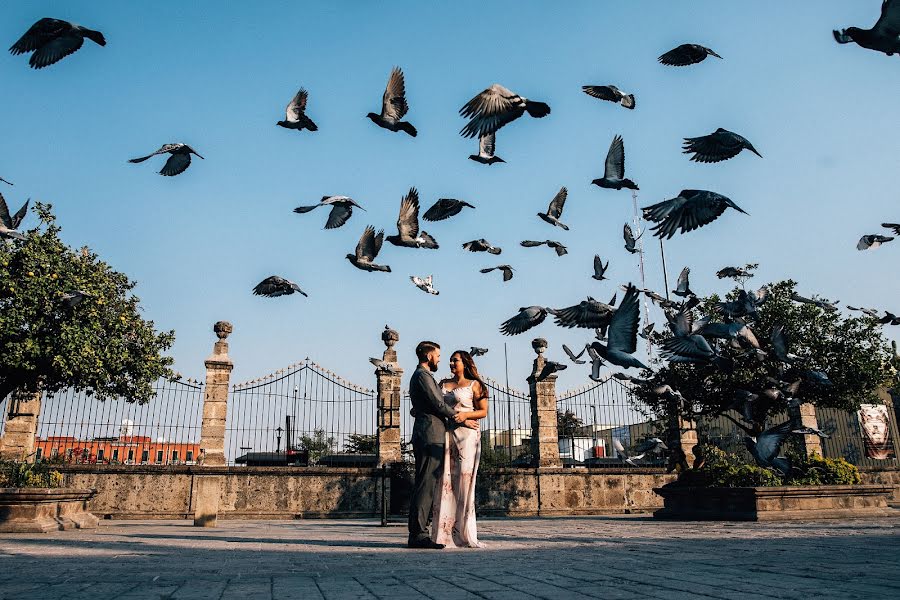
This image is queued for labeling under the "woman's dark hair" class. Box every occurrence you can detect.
[451,350,488,399]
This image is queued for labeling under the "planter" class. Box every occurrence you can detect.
[653,484,894,521]
[0,488,98,533]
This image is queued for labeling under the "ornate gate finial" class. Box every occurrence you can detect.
[382,324,399,350]
[214,321,233,340]
[531,337,548,355]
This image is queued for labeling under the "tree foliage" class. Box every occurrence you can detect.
[343,433,376,454]
[0,204,174,403]
[556,409,584,438]
[635,280,892,432]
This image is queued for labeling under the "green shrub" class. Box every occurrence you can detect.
[0,460,63,488]
[786,453,860,486]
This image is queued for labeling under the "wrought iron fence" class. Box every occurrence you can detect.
[557,378,659,465]
[400,376,533,468]
[226,360,376,466]
[29,378,204,466]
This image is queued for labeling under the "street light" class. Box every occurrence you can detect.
[276,426,283,453]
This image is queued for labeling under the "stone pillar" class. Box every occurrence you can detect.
[788,401,822,458]
[376,325,403,466]
[199,321,234,467]
[667,404,697,468]
[192,475,224,527]
[0,389,42,461]
[527,338,561,468]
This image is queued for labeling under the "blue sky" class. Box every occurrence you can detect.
[2,1,899,394]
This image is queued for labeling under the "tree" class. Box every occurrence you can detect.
[298,429,335,462]
[635,280,892,439]
[0,203,174,403]
[343,433,376,454]
[557,409,584,438]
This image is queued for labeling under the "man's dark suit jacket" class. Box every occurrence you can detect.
[409,365,457,445]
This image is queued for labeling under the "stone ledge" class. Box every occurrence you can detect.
[0,487,99,533]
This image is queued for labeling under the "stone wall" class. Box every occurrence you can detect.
[860,467,900,504]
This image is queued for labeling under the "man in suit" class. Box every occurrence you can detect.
[407,340,479,549]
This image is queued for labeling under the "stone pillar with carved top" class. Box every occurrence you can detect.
[788,401,823,458]
[528,338,561,468]
[376,325,403,466]
[199,321,234,467]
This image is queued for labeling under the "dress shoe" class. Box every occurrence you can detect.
[407,538,445,549]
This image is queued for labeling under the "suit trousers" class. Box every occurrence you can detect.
[407,437,445,541]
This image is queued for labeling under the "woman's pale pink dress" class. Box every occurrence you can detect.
[431,381,484,548]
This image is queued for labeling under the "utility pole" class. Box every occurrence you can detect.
[660,237,670,302]
[632,190,652,353]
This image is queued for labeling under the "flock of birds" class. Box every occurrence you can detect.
[3,6,900,469]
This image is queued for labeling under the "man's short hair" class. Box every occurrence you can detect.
[415,341,440,362]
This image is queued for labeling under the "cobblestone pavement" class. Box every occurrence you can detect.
[1,514,899,599]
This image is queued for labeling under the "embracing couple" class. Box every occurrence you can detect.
[407,341,488,549]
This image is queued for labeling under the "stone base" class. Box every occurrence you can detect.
[653,484,895,521]
[0,488,98,533]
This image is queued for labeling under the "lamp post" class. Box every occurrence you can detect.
[275,426,283,454]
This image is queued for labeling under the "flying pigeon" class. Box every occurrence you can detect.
[658,44,723,66]
[592,135,638,190]
[623,223,641,253]
[9,18,106,69]
[682,128,761,163]
[386,188,438,249]
[346,226,391,272]
[550,293,617,330]
[882,223,900,235]
[716,266,753,279]
[129,143,204,176]
[463,239,501,254]
[423,198,475,222]
[639,322,656,340]
[521,240,567,256]
[879,311,900,325]
[480,265,514,282]
[410,275,439,295]
[588,284,648,370]
[660,306,731,371]
[469,131,505,165]
[367,67,416,136]
[563,344,587,364]
[833,0,900,56]
[643,190,747,239]
[770,324,798,364]
[613,437,667,466]
[790,292,839,312]
[672,267,694,297]
[857,234,894,250]
[293,196,364,230]
[528,360,567,383]
[276,88,318,132]
[537,187,569,230]
[500,306,548,336]
[746,420,827,475]
[592,256,609,281]
[582,85,635,109]
[253,276,308,298]
[470,347,489,357]
[847,305,880,317]
[698,319,760,349]
[459,84,550,138]
[0,194,28,240]
[0,178,12,186]
[60,290,92,307]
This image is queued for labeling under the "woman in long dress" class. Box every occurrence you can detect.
[431,350,488,548]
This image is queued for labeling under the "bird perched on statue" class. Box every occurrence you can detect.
[623,223,641,253]
[672,267,694,298]
[463,239,501,255]
[682,128,761,163]
[9,18,106,69]
[129,143,204,176]
[386,188,438,249]
[459,84,550,138]
[367,67,416,136]
[369,357,399,374]
[276,88,318,132]
[528,360,567,383]
[0,194,28,241]
[470,347,489,357]
[346,226,391,272]
[294,196,364,230]
[423,198,475,222]
[469,132,505,165]
[592,135,638,191]
[537,187,569,230]
[857,234,894,250]
[480,265,514,282]
[253,276,308,298]
[500,306,548,336]
[521,240,568,256]
[592,256,609,281]
[833,0,900,56]
[643,190,747,239]
[582,85,635,109]
[410,275,439,295]
[588,284,648,370]
[658,43,723,66]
